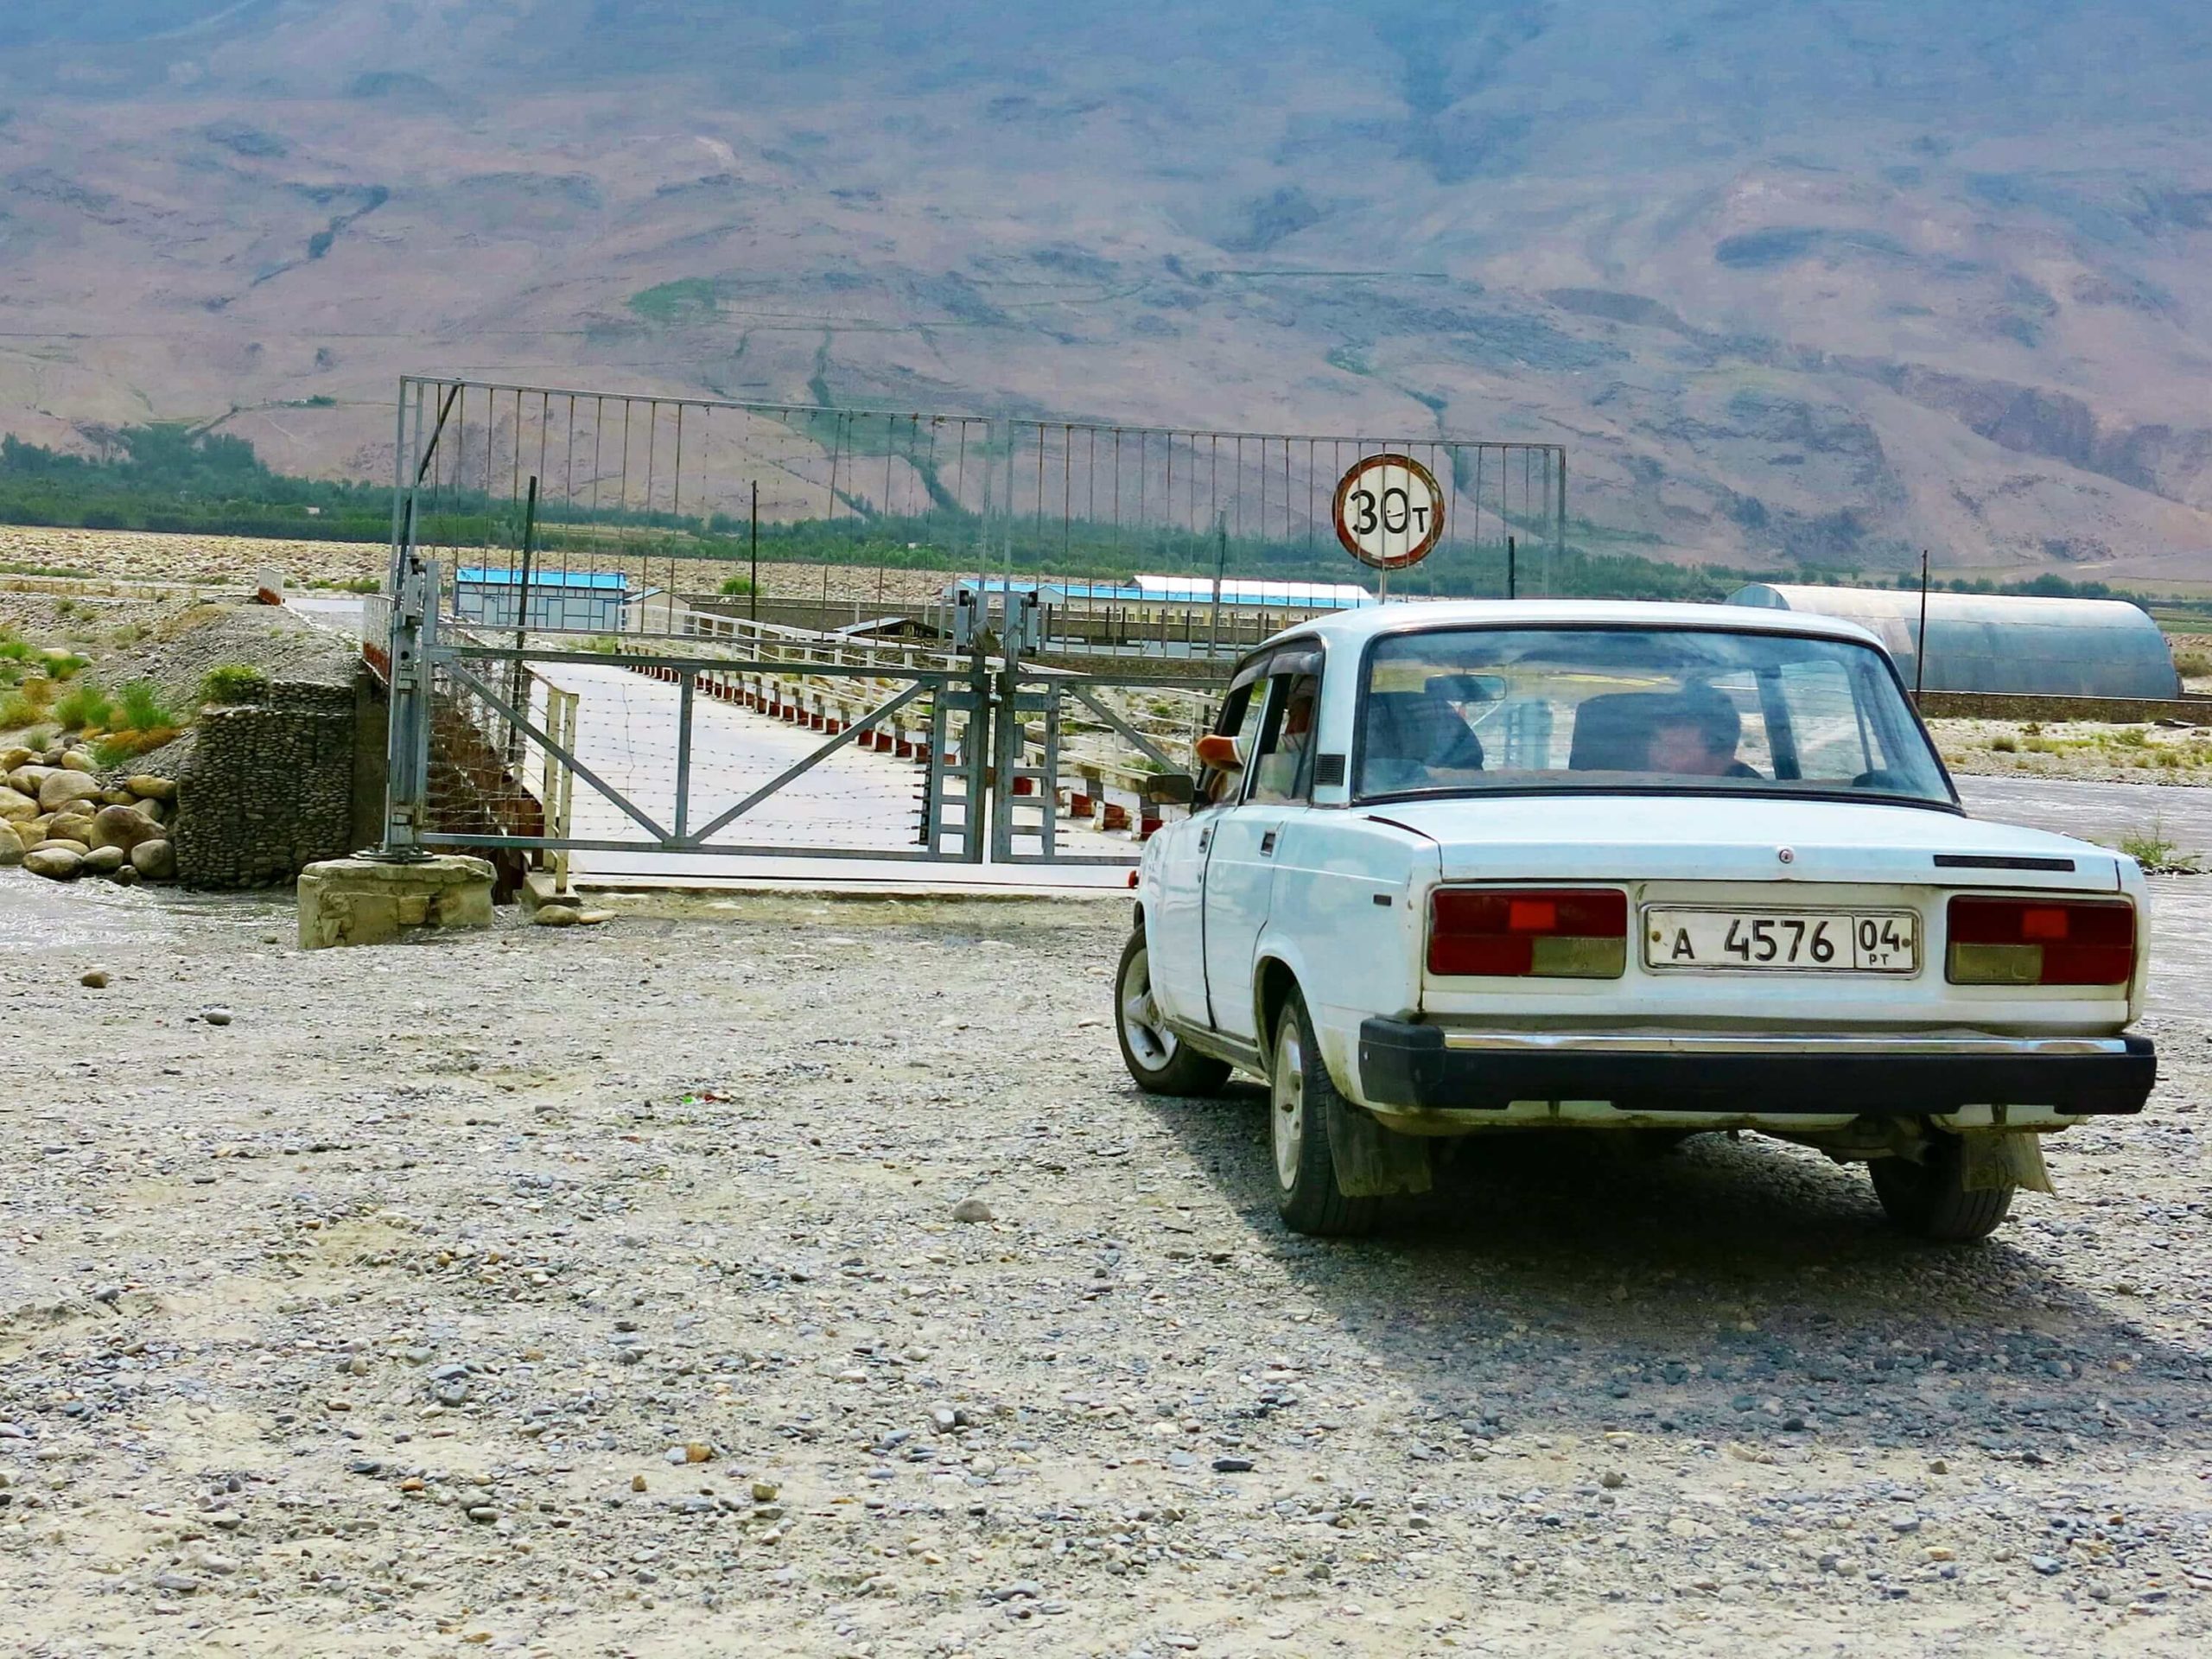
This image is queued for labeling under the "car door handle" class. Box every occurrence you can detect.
[1198,828,1212,853]
[1259,831,1277,856]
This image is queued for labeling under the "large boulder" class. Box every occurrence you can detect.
[38,771,104,813]
[23,847,83,880]
[127,775,179,804]
[0,786,35,822]
[60,750,99,775]
[47,812,99,846]
[80,845,127,875]
[90,804,160,853]
[130,838,176,881]
[0,747,31,772]
[38,839,91,857]
[0,820,22,867]
[7,766,54,796]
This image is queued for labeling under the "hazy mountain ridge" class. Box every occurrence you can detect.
[3,1,2211,581]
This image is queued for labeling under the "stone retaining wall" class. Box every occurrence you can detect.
[175,681,359,889]
[1915,691,2212,724]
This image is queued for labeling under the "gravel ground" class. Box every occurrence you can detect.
[3,883,2210,1658]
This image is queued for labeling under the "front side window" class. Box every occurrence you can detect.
[1249,673,1321,804]
[1355,626,1952,805]
[1200,680,1272,806]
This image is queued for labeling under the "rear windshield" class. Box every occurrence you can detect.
[1355,626,1953,805]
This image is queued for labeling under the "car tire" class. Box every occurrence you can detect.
[1270,988,1381,1237]
[1868,1131,2013,1243]
[1115,930,1230,1097]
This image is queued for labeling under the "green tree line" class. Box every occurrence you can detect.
[3,423,2181,608]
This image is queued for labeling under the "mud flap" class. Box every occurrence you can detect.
[1328,1105,1433,1198]
[1961,1130,2055,1195]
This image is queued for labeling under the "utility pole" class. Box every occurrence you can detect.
[1208,518,1228,659]
[749,480,760,626]
[506,474,538,763]
[1915,548,1930,700]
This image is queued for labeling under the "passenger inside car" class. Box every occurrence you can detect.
[1568,687,1763,779]
[1645,687,1764,779]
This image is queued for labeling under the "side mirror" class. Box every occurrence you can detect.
[1144,773,1197,805]
[1194,733,1243,771]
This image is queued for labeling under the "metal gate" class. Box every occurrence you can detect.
[372,378,1568,873]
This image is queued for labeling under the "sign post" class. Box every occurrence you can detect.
[1332,454,1446,599]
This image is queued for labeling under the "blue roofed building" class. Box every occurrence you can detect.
[454,568,638,632]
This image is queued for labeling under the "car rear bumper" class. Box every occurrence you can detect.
[1356,1020,2157,1117]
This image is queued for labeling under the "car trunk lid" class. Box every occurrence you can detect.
[1361,795,2123,892]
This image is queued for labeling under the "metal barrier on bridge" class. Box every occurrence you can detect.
[370,378,1568,875]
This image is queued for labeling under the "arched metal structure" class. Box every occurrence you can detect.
[1727,585,2180,699]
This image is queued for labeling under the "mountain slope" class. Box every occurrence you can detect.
[3,1,2210,582]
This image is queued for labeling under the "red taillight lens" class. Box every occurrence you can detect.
[1946,896,2136,987]
[1428,887,1628,978]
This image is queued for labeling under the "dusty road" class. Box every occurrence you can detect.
[2,880,2209,1658]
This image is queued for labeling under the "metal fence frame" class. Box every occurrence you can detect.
[374,378,1570,873]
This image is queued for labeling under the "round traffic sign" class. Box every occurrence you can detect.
[1332,454,1446,570]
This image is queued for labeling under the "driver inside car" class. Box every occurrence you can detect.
[1252,681,1317,801]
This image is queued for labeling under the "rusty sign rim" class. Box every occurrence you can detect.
[1331,452,1447,571]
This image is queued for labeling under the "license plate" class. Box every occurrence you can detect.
[1643,908,1919,974]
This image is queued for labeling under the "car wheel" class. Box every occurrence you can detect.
[1270,988,1380,1237]
[1868,1130,2013,1243]
[1115,930,1230,1096]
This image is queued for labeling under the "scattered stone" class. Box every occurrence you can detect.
[574,910,616,925]
[951,1197,995,1224]
[81,846,128,876]
[130,838,176,880]
[1212,1457,1255,1473]
[750,1479,780,1503]
[79,969,110,988]
[631,1474,649,1493]
[532,906,580,928]
[202,1007,234,1027]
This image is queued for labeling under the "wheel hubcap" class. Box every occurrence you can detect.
[1272,1022,1306,1190]
[1119,945,1179,1070]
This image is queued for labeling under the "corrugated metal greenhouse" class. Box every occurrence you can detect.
[1727,585,2180,699]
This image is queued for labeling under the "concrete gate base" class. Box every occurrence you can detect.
[297,855,497,950]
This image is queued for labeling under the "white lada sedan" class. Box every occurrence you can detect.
[1115,601,2155,1240]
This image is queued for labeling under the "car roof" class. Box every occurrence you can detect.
[1262,598,1887,657]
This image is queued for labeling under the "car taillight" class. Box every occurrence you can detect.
[1428,887,1627,978]
[1946,896,2136,987]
